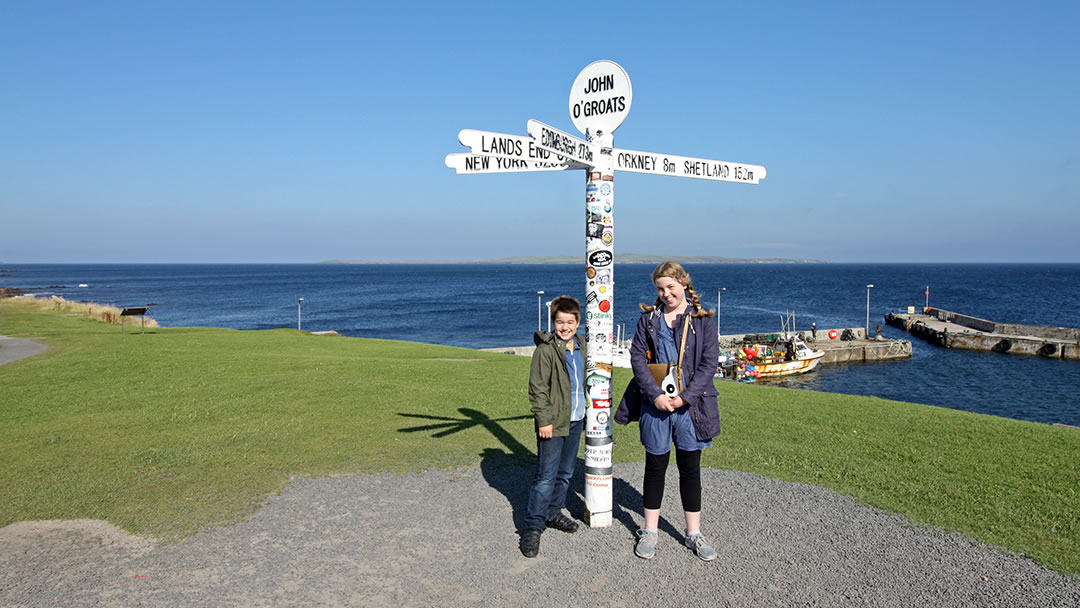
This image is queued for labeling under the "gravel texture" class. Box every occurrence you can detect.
[2,458,1078,607]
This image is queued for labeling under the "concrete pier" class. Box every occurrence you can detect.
[886,308,1080,360]
[483,327,913,367]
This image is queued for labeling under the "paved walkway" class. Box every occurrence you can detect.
[0,335,48,366]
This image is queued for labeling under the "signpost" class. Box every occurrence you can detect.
[568,59,632,137]
[444,153,579,174]
[613,147,766,184]
[526,120,600,168]
[457,129,588,168]
[446,59,766,529]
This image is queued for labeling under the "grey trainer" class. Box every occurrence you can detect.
[684,532,717,561]
[634,528,658,559]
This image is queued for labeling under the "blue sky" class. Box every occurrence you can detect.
[2,1,1077,263]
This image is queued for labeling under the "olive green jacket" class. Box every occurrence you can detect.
[528,330,581,437]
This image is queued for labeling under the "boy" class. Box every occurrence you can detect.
[521,295,586,558]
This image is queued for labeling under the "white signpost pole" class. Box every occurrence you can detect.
[570,60,632,529]
[579,137,616,528]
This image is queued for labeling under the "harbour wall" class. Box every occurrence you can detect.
[924,308,1080,342]
[485,327,914,365]
[818,339,912,364]
[887,309,1080,360]
[717,327,866,346]
[719,329,911,365]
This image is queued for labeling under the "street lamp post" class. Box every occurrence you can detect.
[537,290,545,331]
[298,297,304,331]
[865,285,873,339]
[717,287,726,340]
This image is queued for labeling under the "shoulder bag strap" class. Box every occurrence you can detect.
[676,312,690,366]
[674,313,691,391]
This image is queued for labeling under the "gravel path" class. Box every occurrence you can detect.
[2,459,1078,607]
[0,335,48,366]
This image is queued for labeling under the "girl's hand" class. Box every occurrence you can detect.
[670,395,685,409]
[654,396,675,412]
[538,424,553,439]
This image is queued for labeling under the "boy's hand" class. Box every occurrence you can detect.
[538,424,553,439]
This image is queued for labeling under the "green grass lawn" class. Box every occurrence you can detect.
[1,298,1078,575]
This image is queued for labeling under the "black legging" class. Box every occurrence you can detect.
[642,449,702,512]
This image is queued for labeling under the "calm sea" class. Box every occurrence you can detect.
[3,263,1078,426]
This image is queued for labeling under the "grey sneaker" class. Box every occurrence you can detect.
[684,532,717,561]
[634,528,658,559]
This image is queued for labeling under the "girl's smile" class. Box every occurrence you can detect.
[654,276,687,311]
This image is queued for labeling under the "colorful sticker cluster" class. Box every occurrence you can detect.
[583,164,615,520]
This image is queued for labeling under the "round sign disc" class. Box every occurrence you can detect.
[569,60,632,136]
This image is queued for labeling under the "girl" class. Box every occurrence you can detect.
[615,262,721,560]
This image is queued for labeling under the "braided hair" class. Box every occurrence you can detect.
[639,261,716,318]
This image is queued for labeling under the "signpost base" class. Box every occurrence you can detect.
[585,509,612,528]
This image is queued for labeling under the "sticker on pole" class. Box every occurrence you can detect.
[569,60,632,136]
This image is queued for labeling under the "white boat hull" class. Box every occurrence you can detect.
[752,351,824,377]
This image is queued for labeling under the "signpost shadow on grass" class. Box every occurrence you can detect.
[399,408,535,531]
[398,408,533,457]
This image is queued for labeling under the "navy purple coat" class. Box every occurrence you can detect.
[614,305,722,442]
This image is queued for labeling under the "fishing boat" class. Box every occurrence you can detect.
[721,312,824,380]
[739,337,824,378]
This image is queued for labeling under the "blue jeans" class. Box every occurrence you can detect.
[525,419,583,531]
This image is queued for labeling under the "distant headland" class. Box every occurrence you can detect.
[322,254,829,265]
